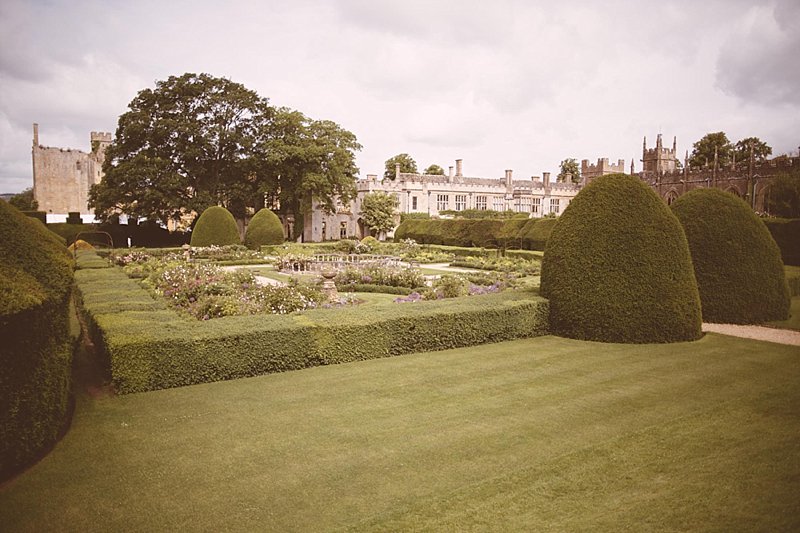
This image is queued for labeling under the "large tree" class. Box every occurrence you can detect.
[91,73,272,222]
[557,158,580,184]
[735,137,772,165]
[257,108,361,238]
[359,192,398,236]
[384,153,417,180]
[90,73,361,227]
[689,132,733,169]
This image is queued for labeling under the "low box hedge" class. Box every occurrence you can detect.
[76,257,549,394]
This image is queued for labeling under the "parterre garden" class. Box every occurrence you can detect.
[2,176,800,530]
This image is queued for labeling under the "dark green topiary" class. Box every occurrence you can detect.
[1,200,74,480]
[244,208,284,249]
[540,174,702,343]
[190,206,241,247]
[671,188,790,324]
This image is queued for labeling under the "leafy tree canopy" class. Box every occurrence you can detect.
[557,158,580,184]
[359,192,398,236]
[424,164,444,175]
[9,188,38,211]
[689,132,733,168]
[384,153,417,180]
[734,137,772,164]
[90,73,361,225]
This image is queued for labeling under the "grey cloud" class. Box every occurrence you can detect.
[715,0,800,105]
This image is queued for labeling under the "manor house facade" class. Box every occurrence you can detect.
[299,159,581,241]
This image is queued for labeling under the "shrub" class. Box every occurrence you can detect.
[190,206,241,247]
[519,218,558,251]
[540,173,702,343]
[763,218,800,267]
[0,201,74,480]
[244,208,284,249]
[75,260,549,394]
[671,189,790,323]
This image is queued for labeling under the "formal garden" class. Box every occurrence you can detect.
[2,174,800,531]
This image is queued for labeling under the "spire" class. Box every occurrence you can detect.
[656,133,663,150]
[630,159,634,174]
[672,136,677,153]
[643,136,647,151]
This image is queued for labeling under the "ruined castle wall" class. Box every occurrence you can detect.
[32,127,110,216]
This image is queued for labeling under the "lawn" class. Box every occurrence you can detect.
[1,334,799,531]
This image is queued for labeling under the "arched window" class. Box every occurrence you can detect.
[665,190,679,205]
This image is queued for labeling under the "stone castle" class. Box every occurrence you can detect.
[30,124,797,237]
[32,124,112,221]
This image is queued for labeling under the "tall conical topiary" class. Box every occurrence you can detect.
[244,208,284,249]
[671,188,790,323]
[190,206,241,247]
[540,174,702,343]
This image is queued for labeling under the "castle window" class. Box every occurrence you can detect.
[340,221,347,239]
[532,197,541,214]
[76,161,81,170]
[412,196,418,210]
[492,196,504,211]
[550,198,560,214]
[454,194,467,211]
[475,195,487,210]
[437,194,449,211]
[520,197,531,213]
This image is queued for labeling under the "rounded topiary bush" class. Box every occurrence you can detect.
[540,173,702,343]
[244,208,284,249]
[671,188,790,324]
[190,206,241,247]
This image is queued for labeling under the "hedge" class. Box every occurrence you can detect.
[244,208,284,249]
[190,206,241,247]
[394,217,556,251]
[75,258,549,394]
[672,189,790,324]
[763,218,800,266]
[0,201,74,480]
[540,173,702,343]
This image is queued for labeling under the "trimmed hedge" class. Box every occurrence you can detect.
[394,217,555,251]
[244,208,284,249]
[763,218,800,266]
[540,174,702,343]
[76,258,549,394]
[190,206,241,247]
[672,189,790,323]
[0,201,74,480]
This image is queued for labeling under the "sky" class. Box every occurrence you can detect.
[1,0,799,194]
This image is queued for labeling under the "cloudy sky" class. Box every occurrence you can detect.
[1,0,798,194]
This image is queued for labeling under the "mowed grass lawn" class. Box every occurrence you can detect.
[2,334,800,531]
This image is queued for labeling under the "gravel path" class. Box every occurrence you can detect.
[702,323,800,347]
[219,264,285,286]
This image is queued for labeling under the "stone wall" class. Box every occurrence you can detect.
[32,124,111,216]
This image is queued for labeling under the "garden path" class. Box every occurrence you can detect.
[422,263,480,273]
[702,323,800,346]
[219,265,285,287]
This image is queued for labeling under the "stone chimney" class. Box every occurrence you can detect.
[33,123,39,146]
[504,169,513,188]
[543,172,551,187]
[455,159,463,177]
[448,166,454,179]
[395,162,400,180]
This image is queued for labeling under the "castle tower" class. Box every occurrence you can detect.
[641,133,677,181]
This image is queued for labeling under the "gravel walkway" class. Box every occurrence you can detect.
[219,264,285,286]
[702,323,800,347]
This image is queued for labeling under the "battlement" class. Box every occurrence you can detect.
[581,157,626,179]
[90,131,113,143]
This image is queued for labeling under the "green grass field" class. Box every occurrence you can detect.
[1,333,799,531]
